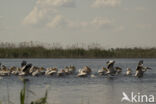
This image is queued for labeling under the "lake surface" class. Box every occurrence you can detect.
[0,58,156,104]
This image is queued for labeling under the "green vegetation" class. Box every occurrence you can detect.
[0,42,156,58]
[0,47,156,58]
[19,77,48,104]
[20,79,26,104]
[0,77,48,104]
[31,90,48,104]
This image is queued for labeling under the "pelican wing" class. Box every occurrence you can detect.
[138,60,143,66]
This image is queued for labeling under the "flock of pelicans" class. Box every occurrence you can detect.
[0,60,152,78]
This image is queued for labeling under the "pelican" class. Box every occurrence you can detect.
[36,67,45,76]
[77,66,92,77]
[135,60,152,78]
[64,65,76,75]
[68,65,76,74]
[45,67,58,76]
[21,60,27,67]
[19,61,33,76]
[126,68,132,76]
[18,71,25,76]
[77,70,88,77]
[106,60,116,75]
[57,69,65,76]
[10,66,19,75]
[114,67,122,75]
[23,63,32,75]
[64,66,70,75]
[30,66,40,76]
[82,66,92,74]
[0,65,10,76]
[29,66,37,74]
[98,67,108,76]
[32,70,40,76]
[39,67,46,75]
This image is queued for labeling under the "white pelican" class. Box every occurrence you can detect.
[115,67,122,75]
[57,69,65,76]
[68,65,76,74]
[135,60,152,78]
[77,71,87,77]
[20,60,33,75]
[32,70,40,76]
[98,67,108,76]
[18,71,26,76]
[64,65,76,75]
[106,60,116,75]
[45,68,58,76]
[0,65,10,76]
[10,66,19,75]
[126,68,132,76]
[29,66,40,76]
[77,66,92,77]
[39,67,46,75]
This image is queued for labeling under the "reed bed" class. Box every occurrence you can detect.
[0,42,156,58]
[0,77,48,104]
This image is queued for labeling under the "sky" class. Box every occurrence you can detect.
[0,0,156,48]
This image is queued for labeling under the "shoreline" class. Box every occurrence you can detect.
[1,47,156,58]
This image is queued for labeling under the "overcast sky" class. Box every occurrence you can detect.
[0,0,156,48]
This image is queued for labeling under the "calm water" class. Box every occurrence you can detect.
[0,58,156,104]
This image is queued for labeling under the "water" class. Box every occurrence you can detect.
[0,58,156,104]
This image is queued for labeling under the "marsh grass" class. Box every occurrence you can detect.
[0,42,156,58]
[30,90,48,104]
[20,80,26,104]
[0,47,156,58]
[18,77,48,104]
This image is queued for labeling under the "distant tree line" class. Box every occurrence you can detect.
[0,42,156,58]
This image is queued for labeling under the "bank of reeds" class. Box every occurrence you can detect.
[0,42,156,58]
